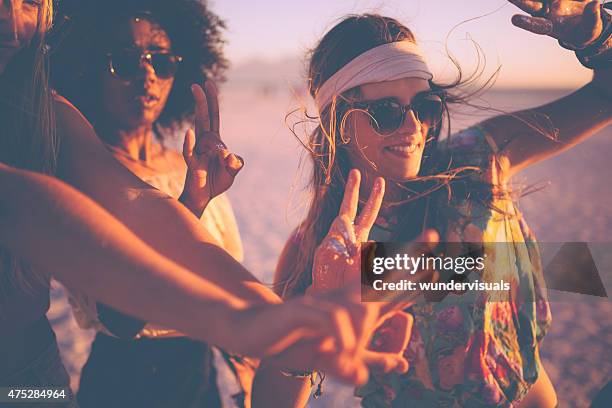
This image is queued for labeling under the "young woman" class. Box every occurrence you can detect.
[0,0,410,399]
[50,1,246,406]
[254,1,611,407]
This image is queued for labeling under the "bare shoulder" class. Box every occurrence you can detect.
[51,92,125,187]
[53,92,84,119]
[52,92,96,142]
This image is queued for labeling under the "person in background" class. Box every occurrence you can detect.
[51,0,252,406]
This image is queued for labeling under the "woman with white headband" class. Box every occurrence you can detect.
[253,2,611,407]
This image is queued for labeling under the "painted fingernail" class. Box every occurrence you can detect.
[372,178,384,193]
[374,178,382,190]
[228,154,242,169]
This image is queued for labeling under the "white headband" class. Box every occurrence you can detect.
[314,41,433,113]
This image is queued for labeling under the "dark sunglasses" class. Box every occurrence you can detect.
[347,91,445,136]
[107,49,183,80]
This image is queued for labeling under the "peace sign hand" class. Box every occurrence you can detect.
[180,81,244,217]
[310,169,385,293]
[509,0,604,49]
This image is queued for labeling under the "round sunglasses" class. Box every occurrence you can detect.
[107,49,183,80]
[347,91,445,136]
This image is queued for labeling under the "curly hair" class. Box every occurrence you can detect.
[49,0,227,130]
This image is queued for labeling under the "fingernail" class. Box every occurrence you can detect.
[374,178,383,191]
[229,154,242,169]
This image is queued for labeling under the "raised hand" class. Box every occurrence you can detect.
[257,288,410,385]
[180,81,244,216]
[508,0,604,49]
[310,169,385,293]
[307,169,438,369]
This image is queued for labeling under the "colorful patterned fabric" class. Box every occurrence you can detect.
[357,126,552,407]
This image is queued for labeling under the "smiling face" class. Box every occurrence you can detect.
[343,77,432,182]
[0,0,41,75]
[99,17,175,131]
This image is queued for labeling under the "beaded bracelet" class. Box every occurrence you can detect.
[279,369,326,398]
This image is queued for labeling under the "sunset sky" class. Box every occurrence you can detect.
[211,0,593,88]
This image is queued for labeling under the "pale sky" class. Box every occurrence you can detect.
[210,0,593,88]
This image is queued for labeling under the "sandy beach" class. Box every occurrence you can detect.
[49,85,611,407]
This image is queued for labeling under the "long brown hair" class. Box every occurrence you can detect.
[0,0,57,292]
[281,14,499,297]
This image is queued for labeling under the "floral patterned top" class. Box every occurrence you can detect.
[356,126,552,407]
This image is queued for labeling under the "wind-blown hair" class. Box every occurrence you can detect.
[0,0,57,292]
[282,14,498,297]
[0,0,56,173]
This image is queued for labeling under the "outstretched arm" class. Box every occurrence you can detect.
[485,1,612,177]
[0,163,245,345]
[0,164,406,383]
[54,89,277,306]
[481,69,611,176]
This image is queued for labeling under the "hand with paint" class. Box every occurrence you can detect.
[311,169,384,293]
[509,0,605,49]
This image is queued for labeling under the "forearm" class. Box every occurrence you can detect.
[97,186,279,305]
[252,361,312,408]
[58,163,278,306]
[482,72,612,175]
[0,165,247,346]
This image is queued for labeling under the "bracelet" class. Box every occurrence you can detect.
[313,371,326,399]
[572,2,612,69]
[280,368,314,379]
[279,369,326,398]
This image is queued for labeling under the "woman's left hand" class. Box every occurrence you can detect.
[509,0,604,49]
[309,169,385,293]
[180,81,244,217]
